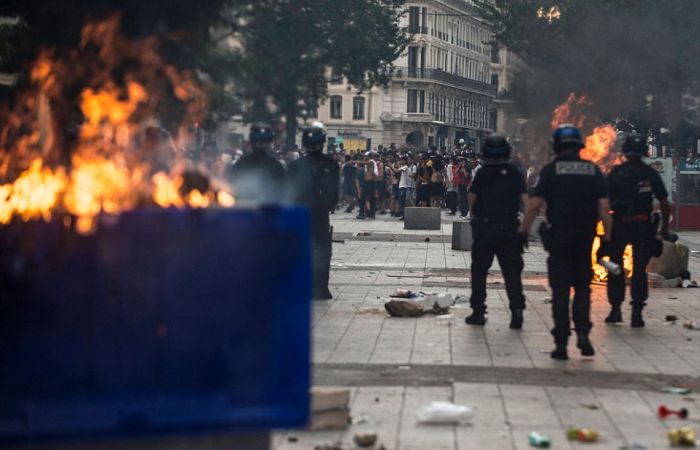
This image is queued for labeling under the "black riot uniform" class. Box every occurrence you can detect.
[227,123,286,205]
[465,135,528,329]
[526,125,609,360]
[602,134,668,327]
[287,124,340,300]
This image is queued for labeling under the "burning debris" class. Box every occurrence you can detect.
[0,15,231,234]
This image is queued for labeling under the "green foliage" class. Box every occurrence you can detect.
[217,0,410,147]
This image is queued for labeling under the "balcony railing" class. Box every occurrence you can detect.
[408,25,429,34]
[393,67,498,96]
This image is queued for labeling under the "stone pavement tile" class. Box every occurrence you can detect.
[369,317,415,365]
[453,383,514,450]
[410,316,452,365]
[327,312,384,364]
[347,386,405,450]
[546,386,625,448]
[499,384,573,450]
[397,386,456,450]
[594,387,670,449]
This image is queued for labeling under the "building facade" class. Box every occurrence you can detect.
[315,0,497,152]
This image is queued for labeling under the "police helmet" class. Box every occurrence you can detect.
[552,124,584,153]
[480,134,512,163]
[249,122,274,148]
[301,122,327,150]
[622,133,647,156]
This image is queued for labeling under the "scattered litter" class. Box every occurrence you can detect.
[314,442,344,450]
[435,314,455,326]
[353,232,372,236]
[662,278,683,288]
[391,288,418,298]
[374,397,380,403]
[567,427,599,442]
[398,365,411,370]
[332,239,346,244]
[579,402,599,410]
[425,237,431,242]
[658,405,689,419]
[528,431,552,448]
[543,298,553,304]
[353,431,378,448]
[661,387,692,395]
[683,321,698,330]
[669,296,679,300]
[416,401,473,424]
[384,300,424,318]
[287,436,298,443]
[540,349,550,354]
[352,414,370,425]
[668,426,696,447]
[682,279,699,288]
[666,315,680,322]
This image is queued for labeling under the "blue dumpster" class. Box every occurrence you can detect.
[0,207,312,443]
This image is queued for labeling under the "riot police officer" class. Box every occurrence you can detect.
[287,123,340,300]
[520,125,612,360]
[601,134,670,327]
[227,123,286,205]
[465,135,529,329]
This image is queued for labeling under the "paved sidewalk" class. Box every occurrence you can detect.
[275,212,700,450]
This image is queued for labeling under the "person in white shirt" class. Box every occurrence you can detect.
[397,154,417,219]
[446,156,459,215]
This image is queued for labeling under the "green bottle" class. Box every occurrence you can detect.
[528,431,552,448]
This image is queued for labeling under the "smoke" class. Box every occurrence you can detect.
[497,1,700,156]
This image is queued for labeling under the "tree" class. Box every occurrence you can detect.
[475,0,700,154]
[217,0,410,149]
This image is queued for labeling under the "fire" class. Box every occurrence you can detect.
[592,222,633,282]
[0,159,67,224]
[551,93,590,130]
[551,93,620,172]
[581,125,619,166]
[0,15,235,233]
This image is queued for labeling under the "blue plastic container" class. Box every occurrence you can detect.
[0,207,312,443]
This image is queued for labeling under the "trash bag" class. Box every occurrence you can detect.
[416,401,473,424]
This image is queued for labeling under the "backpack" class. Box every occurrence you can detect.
[610,164,651,216]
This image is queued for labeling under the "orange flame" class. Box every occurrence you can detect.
[581,125,618,166]
[0,159,67,224]
[0,15,235,233]
[551,93,590,130]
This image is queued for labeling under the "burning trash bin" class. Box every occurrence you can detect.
[0,207,312,443]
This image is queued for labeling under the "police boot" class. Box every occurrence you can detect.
[465,310,486,326]
[509,309,524,330]
[605,305,623,324]
[550,340,568,361]
[576,333,595,357]
[631,306,645,328]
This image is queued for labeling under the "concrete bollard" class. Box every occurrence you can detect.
[451,221,472,251]
[404,207,441,230]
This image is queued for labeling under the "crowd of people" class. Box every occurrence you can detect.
[333,145,482,220]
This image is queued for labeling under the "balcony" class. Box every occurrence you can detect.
[393,67,498,97]
[408,25,429,35]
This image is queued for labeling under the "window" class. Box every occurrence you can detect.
[330,68,342,85]
[330,96,342,119]
[352,97,365,120]
[408,7,420,33]
[308,105,318,119]
[407,89,425,113]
